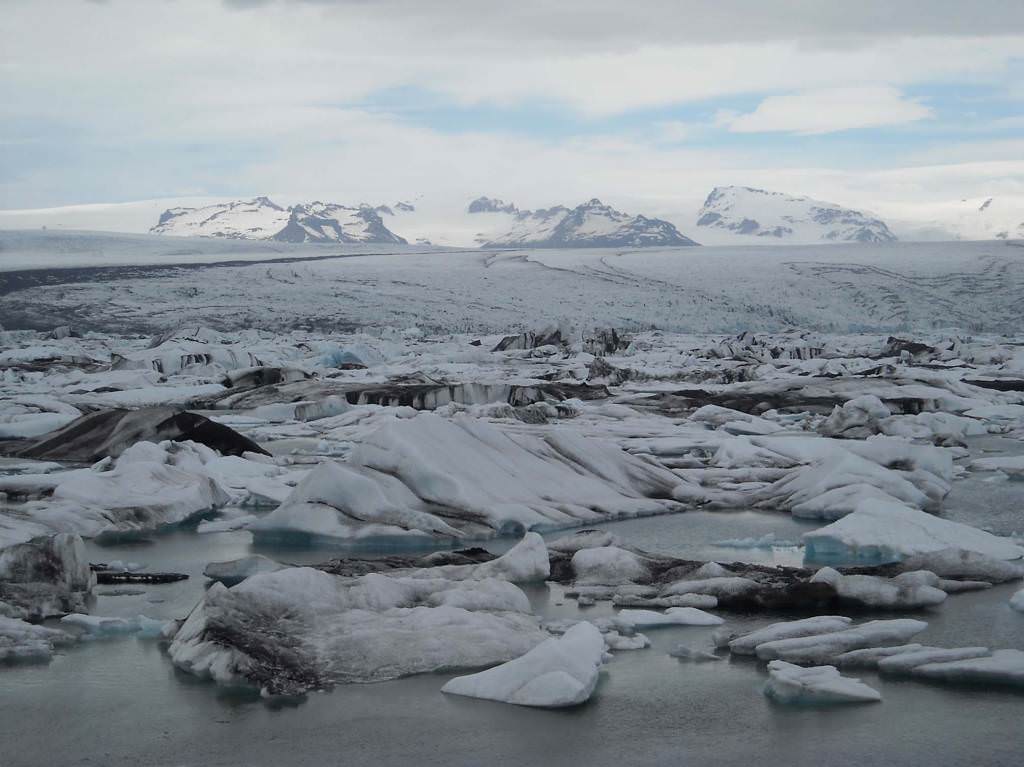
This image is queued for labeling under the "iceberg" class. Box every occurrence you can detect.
[755,619,928,664]
[803,499,1024,564]
[168,566,549,696]
[252,413,682,544]
[764,660,881,705]
[877,646,991,675]
[571,546,648,584]
[810,567,947,609]
[440,621,605,708]
[728,616,853,656]
[60,613,171,639]
[910,649,1024,689]
[616,607,724,629]
[203,555,286,585]
[1011,589,1024,613]
[0,533,95,619]
[0,615,75,663]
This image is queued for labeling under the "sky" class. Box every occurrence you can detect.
[2,0,1024,221]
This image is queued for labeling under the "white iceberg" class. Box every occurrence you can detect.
[810,567,947,609]
[252,413,681,544]
[764,660,881,705]
[910,649,1024,689]
[755,619,928,664]
[616,607,724,629]
[571,546,648,584]
[203,555,286,585]
[1010,589,1024,613]
[441,621,605,708]
[728,616,853,656]
[168,566,548,695]
[803,499,1024,564]
[0,615,74,663]
[877,646,991,674]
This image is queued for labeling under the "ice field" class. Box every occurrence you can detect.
[0,231,1023,766]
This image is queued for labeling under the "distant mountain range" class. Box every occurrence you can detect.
[5,189,1021,247]
[695,186,897,244]
[468,197,699,248]
[151,197,407,244]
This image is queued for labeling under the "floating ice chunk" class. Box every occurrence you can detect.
[51,441,231,529]
[60,613,170,638]
[571,546,648,584]
[910,649,1024,689]
[661,577,759,599]
[970,455,1024,478]
[612,593,718,609]
[440,621,605,708]
[1011,589,1024,613]
[689,562,731,578]
[203,555,286,585]
[877,646,991,675]
[669,644,721,662]
[196,513,258,534]
[764,661,881,705]
[791,483,901,521]
[616,607,724,629]
[0,615,74,663]
[820,395,891,438]
[604,631,650,651]
[810,567,946,609]
[548,529,619,553]
[760,452,933,519]
[755,619,928,664]
[728,616,853,656]
[834,644,926,668]
[900,549,1024,584]
[402,533,550,584]
[169,568,548,695]
[803,499,1024,564]
[0,533,95,619]
[713,533,799,549]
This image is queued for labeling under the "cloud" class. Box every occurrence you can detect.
[1,0,1022,210]
[723,86,934,135]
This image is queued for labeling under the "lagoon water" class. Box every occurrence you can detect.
[2,506,1023,767]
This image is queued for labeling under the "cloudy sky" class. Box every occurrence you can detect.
[2,0,1024,218]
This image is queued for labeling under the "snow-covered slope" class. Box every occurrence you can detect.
[474,198,699,248]
[891,196,1024,242]
[151,197,407,244]
[696,187,897,244]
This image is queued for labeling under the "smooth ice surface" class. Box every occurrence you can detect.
[251,414,680,543]
[203,555,285,585]
[729,616,853,656]
[755,619,929,664]
[910,649,1024,689]
[616,607,724,629]
[441,621,605,708]
[764,660,882,705]
[803,499,1024,564]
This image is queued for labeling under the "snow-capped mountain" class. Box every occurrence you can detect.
[467,196,519,215]
[472,198,699,248]
[151,197,407,244]
[696,187,897,244]
[893,196,1024,242]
